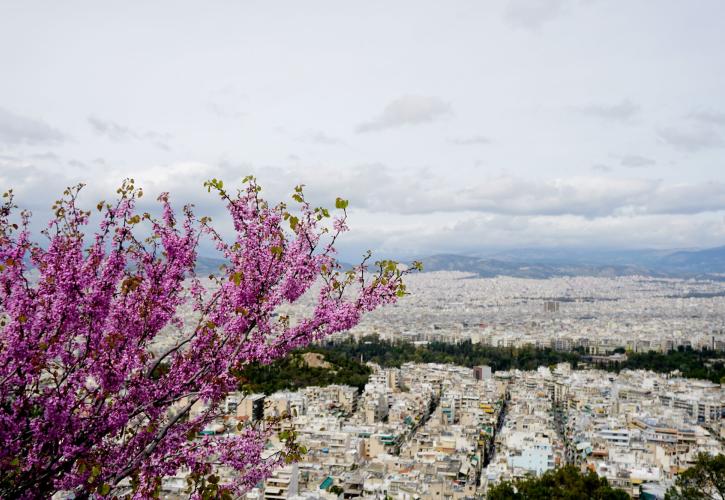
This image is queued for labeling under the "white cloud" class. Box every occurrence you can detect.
[244,164,725,219]
[348,212,725,258]
[5,156,725,260]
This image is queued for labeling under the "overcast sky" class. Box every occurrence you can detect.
[1,1,725,260]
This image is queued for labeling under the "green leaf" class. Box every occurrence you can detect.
[270,246,283,257]
[289,216,299,231]
[99,483,111,495]
[335,197,349,210]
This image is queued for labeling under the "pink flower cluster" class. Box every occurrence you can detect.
[0,179,417,498]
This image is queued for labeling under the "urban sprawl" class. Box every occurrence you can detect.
[153,272,725,498]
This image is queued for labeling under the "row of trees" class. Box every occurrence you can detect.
[320,336,581,370]
[223,337,725,404]
[486,466,629,499]
[616,347,725,383]
[236,349,372,394]
[486,454,725,499]
[320,337,725,383]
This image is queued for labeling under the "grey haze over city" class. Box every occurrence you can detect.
[1,1,725,261]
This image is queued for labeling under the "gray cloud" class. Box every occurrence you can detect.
[575,99,639,122]
[68,159,89,169]
[88,116,133,141]
[88,116,171,150]
[29,151,60,161]
[0,107,64,145]
[689,110,725,126]
[658,126,724,152]
[303,131,345,146]
[0,158,74,213]
[207,102,245,120]
[619,155,656,168]
[355,96,452,133]
[591,164,613,172]
[206,84,246,119]
[449,135,491,145]
[505,0,566,30]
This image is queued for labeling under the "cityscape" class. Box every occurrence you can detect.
[2,1,725,498]
[144,271,725,498]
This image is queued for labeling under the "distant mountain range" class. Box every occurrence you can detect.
[195,246,725,279]
[419,246,725,279]
[418,254,648,279]
[195,256,231,275]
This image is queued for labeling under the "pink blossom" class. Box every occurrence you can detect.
[0,179,416,498]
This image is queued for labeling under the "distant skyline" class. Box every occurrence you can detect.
[1,1,725,260]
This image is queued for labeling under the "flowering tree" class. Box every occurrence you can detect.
[0,177,419,498]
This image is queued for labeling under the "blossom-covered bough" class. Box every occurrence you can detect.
[0,177,420,499]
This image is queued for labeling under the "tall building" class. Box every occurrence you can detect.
[474,365,492,381]
[237,393,266,422]
[263,464,298,499]
[543,301,560,313]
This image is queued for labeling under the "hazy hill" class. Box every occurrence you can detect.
[195,246,725,279]
[420,246,725,278]
[654,246,725,274]
[421,254,651,278]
